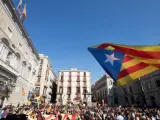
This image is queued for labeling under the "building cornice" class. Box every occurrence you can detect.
[58,70,90,72]
[2,0,39,60]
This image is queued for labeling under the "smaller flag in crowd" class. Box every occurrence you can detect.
[37,110,44,120]
[62,114,68,120]
[22,87,25,96]
[73,93,81,101]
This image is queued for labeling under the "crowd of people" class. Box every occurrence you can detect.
[0,103,160,120]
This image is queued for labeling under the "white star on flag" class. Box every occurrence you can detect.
[104,53,119,66]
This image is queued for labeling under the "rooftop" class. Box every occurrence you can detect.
[59,68,90,72]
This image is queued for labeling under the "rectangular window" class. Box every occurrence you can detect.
[83,72,86,81]
[69,72,71,76]
[0,44,9,61]
[68,94,71,99]
[76,87,80,94]
[83,88,87,94]
[129,86,133,93]
[35,87,40,95]
[110,81,112,85]
[37,77,41,83]
[5,27,12,38]
[84,72,86,77]
[67,87,71,94]
[43,87,47,95]
[38,71,41,76]
[77,72,80,81]
[59,87,63,94]
[155,80,160,87]
[61,75,63,81]
[39,65,42,70]
[40,59,43,64]
[27,69,31,80]
[77,82,80,86]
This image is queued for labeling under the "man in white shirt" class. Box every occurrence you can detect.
[116,112,124,120]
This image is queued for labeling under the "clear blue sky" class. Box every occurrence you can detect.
[14,0,160,84]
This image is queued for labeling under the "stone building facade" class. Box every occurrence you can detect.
[92,74,115,105]
[114,70,160,107]
[35,54,57,103]
[56,68,91,105]
[0,0,39,106]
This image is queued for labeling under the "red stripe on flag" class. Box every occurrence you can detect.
[97,44,160,59]
[118,62,149,79]
[155,64,160,68]
[97,44,110,49]
[71,113,77,120]
[45,114,53,120]
[123,56,134,63]
[54,117,57,120]
[63,114,68,120]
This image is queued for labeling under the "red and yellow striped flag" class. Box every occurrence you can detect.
[96,43,160,68]
[88,43,160,86]
[22,87,26,96]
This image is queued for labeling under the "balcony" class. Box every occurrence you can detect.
[35,81,40,86]
[75,92,80,95]
[83,92,87,95]
[49,85,52,89]
[59,83,63,87]
[83,83,87,87]
[67,91,71,95]
[57,92,62,95]
[83,77,86,82]
[59,98,62,102]
[68,79,71,82]
[76,76,80,82]
[68,83,71,87]
[67,97,71,102]
[76,83,80,87]
[42,94,47,98]
[49,92,52,95]
[83,97,87,102]
[68,77,72,82]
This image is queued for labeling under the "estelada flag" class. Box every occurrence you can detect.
[21,4,26,23]
[88,43,160,86]
[37,110,44,120]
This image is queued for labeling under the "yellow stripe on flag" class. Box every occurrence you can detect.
[108,43,160,51]
[121,59,141,71]
[105,46,115,50]
[129,55,160,65]
[117,66,158,86]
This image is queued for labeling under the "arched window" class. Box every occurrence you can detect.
[1,38,10,46]
[15,53,21,59]
[6,52,12,64]
[21,61,27,79]
[22,61,27,66]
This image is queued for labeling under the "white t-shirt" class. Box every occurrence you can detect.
[116,115,124,120]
